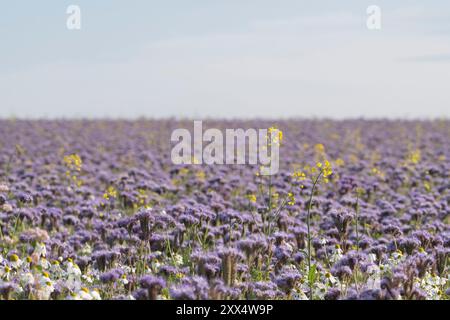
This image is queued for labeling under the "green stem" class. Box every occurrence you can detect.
[355,193,360,252]
[306,170,322,300]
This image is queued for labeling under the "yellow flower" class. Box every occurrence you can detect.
[292,171,306,181]
[356,187,365,196]
[408,149,421,164]
[323,160,332,177]
[335,158,345,166]
[371,167,384,178]
[196,170,206,181]
[9,254,19,262]
[103,186,117,200]
[247,194,257,203]
[293,159,332,186]
[287,192,295,206]
[314,143,325,154]
[268,126,283,145]
[63,154,82,171]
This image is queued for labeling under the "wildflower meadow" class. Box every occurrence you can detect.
[0,119,448,300]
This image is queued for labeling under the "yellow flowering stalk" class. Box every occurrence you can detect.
[63,154,82,171]
[63,153,83,187]
[268,126,283,146]
[258,125,284,234]
[408,149,421,165]
[295,156,333,300]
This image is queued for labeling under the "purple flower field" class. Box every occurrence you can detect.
[0,119,449,300]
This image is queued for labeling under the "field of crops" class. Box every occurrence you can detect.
[0,119,449,300]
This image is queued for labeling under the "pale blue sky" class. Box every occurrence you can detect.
[1,1,450,119]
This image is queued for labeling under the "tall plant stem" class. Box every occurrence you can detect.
[355,193,360,252]
[265,174,272,234]
[306,170,322,300]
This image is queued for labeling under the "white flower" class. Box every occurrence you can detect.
[67,262,82,276]
[39,257,51,269]
[292,290,308,300]
[67,292,82,300]
[120,265,134,274]
[173,254,183,266]
[366,264,380,275]
[1,203,13,213]
[0,265,12,280]
[34,243,47,258]
[90,289,101,300]
[0,184,9,192]
[325,272,338,285]
[50,261,62,275]
[367,273,381,290]
[367,253,377,264]
[9,255,22,269]
[82,274,94,284]
[152,260,161,271]
[391,251,403,262]
[329,247,343,264]
[35,276,55,300]
[66,261,82,291]
[80,244,92,256]
[20,272,35,286]
[314,282,328,299]
[283,264,298,272]
[78,288,93,300]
